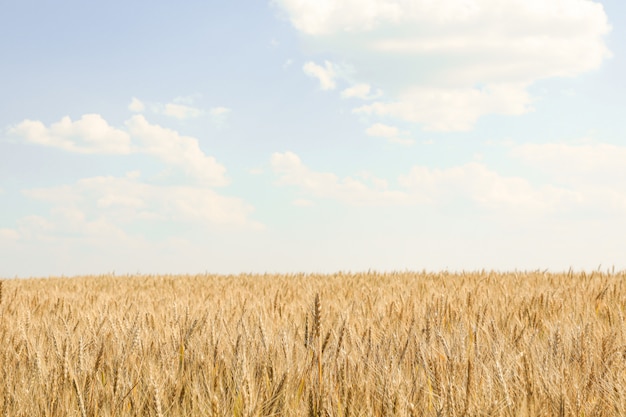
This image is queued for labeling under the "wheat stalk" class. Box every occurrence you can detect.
[72,375,87,417]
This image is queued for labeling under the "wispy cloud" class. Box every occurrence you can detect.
[303,61,337,90]
[127,96,230,123]
[163,103,203,120]
[365,123,413,145]
[341,83,382,100]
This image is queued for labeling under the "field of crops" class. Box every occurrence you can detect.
[1,271,626,416]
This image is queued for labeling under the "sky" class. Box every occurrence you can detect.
[1,0,625,277]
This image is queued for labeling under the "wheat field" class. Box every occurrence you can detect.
[1,271,625,416]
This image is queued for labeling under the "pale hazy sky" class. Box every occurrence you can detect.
[1,0,625,277]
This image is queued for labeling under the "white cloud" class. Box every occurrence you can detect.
[23,174,262,231]
[303,61,337,90]
[8,114,133,154]
[341,83,382,100]
[365,122,413,145]
[0,228,20,240]
[209,107,232,127]
[1,215,62,242]
[292,198,313,207]
[512,142,626,181]
[125,115,228,186]
[275,0,611,131]
[510,141,626,210]
[8,113,229,187]
[128,97,145,113]
[3,168,263,275]
[366,123,399,138]
[129,97,231,125]
[271,151,409,206]
[210,107,231,116]
[163,103,204,120]
[356,84,532,132]
[398,162,580,211]
[10,210,135,253]
[131,96,215,121]
[271,151,578,212]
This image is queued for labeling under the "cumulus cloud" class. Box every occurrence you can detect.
[276,0,611,131]
[1,210,123,244]
[23,174,262,231]
[270,141,626,214]
[271,151,409,206]
[356,84,532,132]
[271,151,579,212]
[8,114,133,154]
[8,113,228,186]
[4,170,262,254]
[365,123,413,145]
[125,115,228,186]
[128,97,145,113]
[303,61,337,90]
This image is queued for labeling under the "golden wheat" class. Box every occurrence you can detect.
[0,271,625,416]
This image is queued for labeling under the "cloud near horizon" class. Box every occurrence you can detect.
[270,143,626,214]
[1,171,263,249]
[22,174,262,230]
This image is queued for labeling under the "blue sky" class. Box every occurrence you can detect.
[1,0,625,277]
